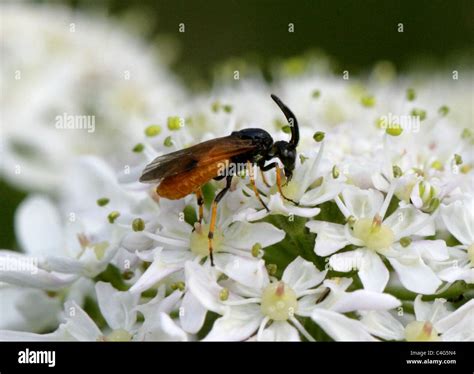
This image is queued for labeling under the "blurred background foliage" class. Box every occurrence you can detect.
[1,0,473,249]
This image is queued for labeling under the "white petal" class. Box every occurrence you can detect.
[184,261,226,314]
[14,196,63,257]
[0,287,61,332]
[203,304,263,341]
[413,295,448,322]
[435,300,473,341]
[0,251,78,290]
[311,309,377,341]
[359,311,405,341]
[410,240,449,261]
[282,256,327,293]
[214,253,268,289]
[246,194,320,221]
[95,282,139,330]
[223,222,285,249]
[180,291,207,334]
[44,246,118,277]
[329,249,365,273]
[259,321,300,341]
[384,206,434,239]
[441,199,474,245]
[389,256,442,295]
[129,258,182,294]
[329,249,389,292]
[0,328,69,341]
[135,287,182,318]
[438,266,474,283]
[306,221,349,256]
[62,301,102,341]
[331,290,401,313]
[121,232,155,252]
[357,250,390,292]
[139,313,188,341]
[341,186,384,219]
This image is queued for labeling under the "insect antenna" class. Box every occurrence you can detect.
[270,94,299,147]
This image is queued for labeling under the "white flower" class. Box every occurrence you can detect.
[0,3,185,191]
[185,257,400,341]
[436,198,474,283]
[128,203,285,294]
[0,282,186,341]
[360,296,474,341]
[307,185,444,294]
[235,143,342,221]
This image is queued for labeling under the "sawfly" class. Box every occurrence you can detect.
[140,94,300,265]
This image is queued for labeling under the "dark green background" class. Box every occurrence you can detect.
[1,0,473,249]
[62,0,474,82]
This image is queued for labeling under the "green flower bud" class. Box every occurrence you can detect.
[97,197,110,207]
[411,108,427,121]
[167,116,183,130]
[313,131,325,142]
[164,136,174,147]
[430,160,444,171]
[171,281,185,291]
[454,154,463,165]
[266,263,277,276]
[361,95,376,107]
[282,125,292,134]
[251,243,262,257]
[386,123,403,136]
[132,218,145,232]
[438,105,449,116]
[132,143,145,153]
[222,104,233,113]
[219,288,229,301]
[400,237,412,248]
[108,211,120,224]
[406,88,416,101]
[144,125,162,137]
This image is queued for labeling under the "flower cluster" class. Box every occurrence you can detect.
[1,4,472,341]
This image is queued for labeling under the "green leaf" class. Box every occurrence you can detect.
[261,215,324,276]
[83,296,107,330]
[301,316,333,341]
[94,264,128,291]
[315,201,346,224]
[197,311,220,340]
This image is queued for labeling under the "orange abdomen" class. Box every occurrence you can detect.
[156,161,223,199]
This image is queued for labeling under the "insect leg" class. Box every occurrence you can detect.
[208,175,233,266]
[275,165,299,205]
[247,161,269,212]
[259,169,271,188]
[195,188,204,224]
[262,162,299,205]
